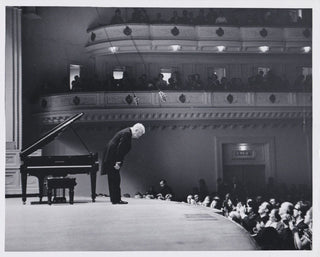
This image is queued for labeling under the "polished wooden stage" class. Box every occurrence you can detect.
[5,197,258,251]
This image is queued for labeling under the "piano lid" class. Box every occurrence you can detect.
[20,112,84,158]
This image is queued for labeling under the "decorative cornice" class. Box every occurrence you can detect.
[35,108,311,125]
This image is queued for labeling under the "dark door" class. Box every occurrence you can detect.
[223,165,265,196]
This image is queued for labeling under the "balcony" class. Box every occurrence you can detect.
[86,24,312,55]
[34,91,312,125]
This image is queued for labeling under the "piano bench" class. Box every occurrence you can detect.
[47,177,77,205]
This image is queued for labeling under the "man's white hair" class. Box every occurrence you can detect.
[132,123,145,134]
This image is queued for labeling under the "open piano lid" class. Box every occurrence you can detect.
[20,112,84,158]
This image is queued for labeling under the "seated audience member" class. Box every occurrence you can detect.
[179,10,190,24]
[110,8,124,24]
[269,198,279,209]
[185,74,195,90]
[145,186,157,199]
[210,196,221,209]
[239,199,258,234]
[71,75,82,92]
[293,201,309,236]
[265,208,282,230]
[187,195,196,204]
[220,77,231,91]
[206,73,222,91]
[215,11,228,24]
[277,202,295,250]
[130,8,141,23]
[193,194,200,205]
[170,10,180,24]
[195,9,206,25]
[303,74,312,91]
[201,196,211,207]
[134,192,143,199]
[222,193,234,217]
[206,9,217,25]
[228,201,243,223]
[157,179,174,200]
[153,12,165,24]
[155,73,168,90]
[290,207,312,250]
[168,71,181,90]
[136,74,149,90]
[253,201,272,234]
[191,74,203,90]
[293,74,305,91]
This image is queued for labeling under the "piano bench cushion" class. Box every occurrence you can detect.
[47,177,77,189]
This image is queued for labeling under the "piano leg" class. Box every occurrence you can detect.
[69,188,74,204]
[48,188,52,205]
[90,171,97,202]
[21,172,27,205]
[38,175,45,203]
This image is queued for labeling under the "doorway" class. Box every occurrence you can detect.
[223,165,266,196]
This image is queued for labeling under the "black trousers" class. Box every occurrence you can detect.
[107,168,121,203]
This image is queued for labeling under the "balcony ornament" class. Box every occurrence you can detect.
[179,94,186,103]
[158,91,167,102]
[125,94,133,104]
[269,94,276,103]
[303,29,310,38]
[133,94,139,106]
[73,96,80,105]
[41,99,47,108]
[216,27,224,37]
[259,28,268,38]
[123,26,132,36]
[91,32,96,42]
[171,26,180,36]
[226,94,234,104]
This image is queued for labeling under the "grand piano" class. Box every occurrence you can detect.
[20,112,99,204]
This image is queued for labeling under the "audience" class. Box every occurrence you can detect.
[106,8,311,27]
[157,179,174,200]
[110,9,124,25]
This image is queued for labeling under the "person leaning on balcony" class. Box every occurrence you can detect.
[110,8,124,25]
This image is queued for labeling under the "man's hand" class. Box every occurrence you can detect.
[114,162,121,170]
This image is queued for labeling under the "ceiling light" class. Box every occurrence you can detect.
[302,46,311,53]
[259,46,269,53]
[217,46,226,52]
[170,45,181,52]
[109,46,119,53]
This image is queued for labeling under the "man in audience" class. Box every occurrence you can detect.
[277,202,295,249]
[157,179,174,200]
[110,9,124,24]
[293,201,309,236]
[290,207,312,250]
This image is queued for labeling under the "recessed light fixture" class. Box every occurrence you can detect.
[259,46,269,53]
[109,46,119,53]
[170,45,181,52]
[238,143,249,151]
[217,45,226,52]
[302,46,311,53]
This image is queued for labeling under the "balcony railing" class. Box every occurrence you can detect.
[86,24,312,55]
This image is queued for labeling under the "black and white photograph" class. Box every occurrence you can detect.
[1,0,319,255]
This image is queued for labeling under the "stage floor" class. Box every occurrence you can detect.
[5,196,258,251]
